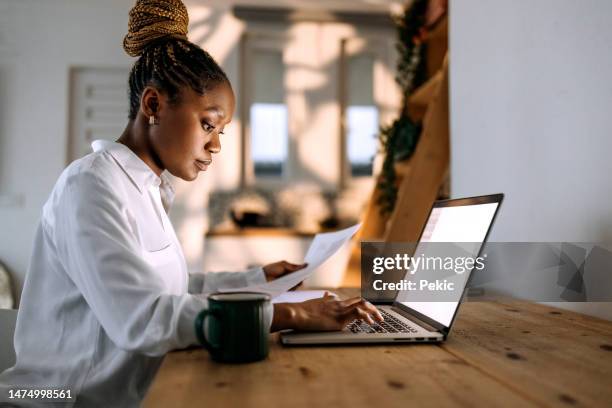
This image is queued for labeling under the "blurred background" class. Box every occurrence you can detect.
[0,0,611,320]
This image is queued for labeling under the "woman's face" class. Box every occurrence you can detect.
[149,81,235,181]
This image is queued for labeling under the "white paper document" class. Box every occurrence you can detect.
[219,223,361,298]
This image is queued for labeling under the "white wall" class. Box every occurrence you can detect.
[0,0,133,305]
[450,0,612,320]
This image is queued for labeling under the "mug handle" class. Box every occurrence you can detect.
[194,309,221,351]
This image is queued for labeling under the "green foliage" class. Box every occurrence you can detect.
[376,117,421,216]
[395,0,429,96]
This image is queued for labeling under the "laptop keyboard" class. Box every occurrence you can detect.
[346,309,419,334]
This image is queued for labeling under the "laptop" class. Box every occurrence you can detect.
[280,193,504,345]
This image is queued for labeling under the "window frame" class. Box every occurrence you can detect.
[338,35,398,188]
[239,28,398,191]
[239,31,292,189]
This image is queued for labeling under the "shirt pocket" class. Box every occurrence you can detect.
[136,216,172,252]
[136,218,184,293]
[141,243,184,294]
[141,234,171,252]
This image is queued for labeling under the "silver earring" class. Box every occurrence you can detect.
[149,115,157,125]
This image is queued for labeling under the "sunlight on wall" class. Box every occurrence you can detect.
[296,100,340,184]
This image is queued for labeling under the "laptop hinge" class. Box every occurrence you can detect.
[391,306,443,334]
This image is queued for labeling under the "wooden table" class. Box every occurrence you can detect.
[144,289,612,407]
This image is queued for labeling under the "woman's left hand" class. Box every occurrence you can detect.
[263,260,308,282]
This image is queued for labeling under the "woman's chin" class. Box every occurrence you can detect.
[168,167,199,182]
[186,170,199,181]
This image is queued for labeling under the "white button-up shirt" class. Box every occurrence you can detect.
[0,140,268,407]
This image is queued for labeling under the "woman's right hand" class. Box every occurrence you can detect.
[271,292,384,332]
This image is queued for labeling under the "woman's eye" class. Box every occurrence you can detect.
[201,121,214,132]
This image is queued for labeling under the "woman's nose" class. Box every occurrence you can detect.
[206,132,221,154]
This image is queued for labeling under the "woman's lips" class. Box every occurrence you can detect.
[195,159,211,171]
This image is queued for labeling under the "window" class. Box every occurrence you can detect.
[240,29,399,189]
[346,105,378,176]
[345,53,379,177]
[250,103,288,177]
[245,46,288,181]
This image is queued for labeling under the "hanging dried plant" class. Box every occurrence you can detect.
[376,0,429,216]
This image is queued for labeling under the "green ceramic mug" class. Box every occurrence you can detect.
[195,292,271,363]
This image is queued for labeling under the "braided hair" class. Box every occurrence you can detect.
[123,0,229,120]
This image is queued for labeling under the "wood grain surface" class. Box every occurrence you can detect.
[144,289,612,408]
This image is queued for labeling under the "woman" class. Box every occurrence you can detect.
[0,0,382,406]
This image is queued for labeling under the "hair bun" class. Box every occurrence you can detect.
[123,0,189,57]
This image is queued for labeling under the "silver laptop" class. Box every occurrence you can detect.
[281,194,503,345]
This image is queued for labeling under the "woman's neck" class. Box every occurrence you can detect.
[116,119,165,177]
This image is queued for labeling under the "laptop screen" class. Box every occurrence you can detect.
[396,200,499,327]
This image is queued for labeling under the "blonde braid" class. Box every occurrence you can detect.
[123,0,189,57]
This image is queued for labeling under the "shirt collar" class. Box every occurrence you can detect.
[91,140,175,207]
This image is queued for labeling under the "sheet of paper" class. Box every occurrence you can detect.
[219,223,360,298]
[272,290,335,304]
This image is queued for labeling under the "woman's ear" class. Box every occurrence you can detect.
[140,86,164,119]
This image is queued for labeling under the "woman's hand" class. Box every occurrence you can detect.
[271,292,383,332]
[263,260,308,282]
